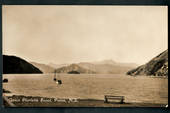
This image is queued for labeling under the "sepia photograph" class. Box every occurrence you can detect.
[2,5,168,107]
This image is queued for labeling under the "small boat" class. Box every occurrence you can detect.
[54,70,62,85]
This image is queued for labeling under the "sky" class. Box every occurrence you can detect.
[3,6,168,65]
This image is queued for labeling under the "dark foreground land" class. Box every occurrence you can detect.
[3,95,166,107]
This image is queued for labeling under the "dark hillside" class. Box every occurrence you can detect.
[127,50,168,76]
[3,55,42,74]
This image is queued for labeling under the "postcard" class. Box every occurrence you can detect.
[2,5,168,107]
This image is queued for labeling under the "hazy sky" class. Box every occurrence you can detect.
[3,6,168,65]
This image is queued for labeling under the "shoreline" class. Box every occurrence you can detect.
[3,95,167,107]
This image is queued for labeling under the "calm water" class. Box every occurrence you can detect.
[3,74,168,104]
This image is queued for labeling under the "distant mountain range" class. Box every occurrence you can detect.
[30,62,55,73]
[52,60,138,74]
[127,49,168,76]
[91,59,137,67]
[4,49,168,75]
[28,59,138,74]
[3,55,42,74]
[78,62,137,74]
[55,64,96,74]
[3,54,138,74]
